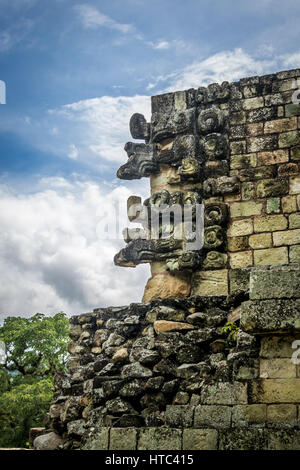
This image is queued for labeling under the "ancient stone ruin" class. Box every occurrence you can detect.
[44,68,300,450]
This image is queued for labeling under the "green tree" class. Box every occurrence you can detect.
[0,312,69,447]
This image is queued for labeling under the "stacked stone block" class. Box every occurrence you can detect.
[45,68,300,450]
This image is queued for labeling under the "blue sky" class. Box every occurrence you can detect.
[0,0,300,317]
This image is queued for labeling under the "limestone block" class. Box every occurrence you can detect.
[227,219,253,236]
[267,404,297,425]
[182,429,218,450]
[253,215,288,232]
[290,176,300,195]
[273,229,300,246]
[268,430,300,450]
[229,251,253,269]
[230,201,263,218]
[231,404,266,427]
[256,150,288,166]
[249,233,272,249]
[260,335,300,358]
[142,273,191,303]
[256,179,289,198]
[194,405,231,428]
[253,247,288,266]
[282,195,297,213]
[260,358,297,378]
[240,299,300,334]
[249,379,300,403]
[191,270,228,296]
[110,428,137,450]
[201,382,247,405]
[290,245,300,262]
[250,266,300,299]
[138,428,181,450]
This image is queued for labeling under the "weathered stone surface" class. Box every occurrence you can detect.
[153,320,195,334]
[268,430,300,450]
[201,382,247,405]
[82,429,109,450]
[121,362,153,379]
[219,429,268,450]
[231,405,266,427]
[143,273,191,303]
[138,428,181,450]
[191,270,228,296]
[182,429,218,450]
[253,247,289,266]
[33,432,63,450]
[249,379,300,403]
[110,428,138,450]
[260,358,296,379]
[240,299,300,333]
[267,404,297,425]
[165,405,194,427]
[194,405,231,428]
[250,266,300,300]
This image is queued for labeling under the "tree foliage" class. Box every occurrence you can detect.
[0,313,69,447]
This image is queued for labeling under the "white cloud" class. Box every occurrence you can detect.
[153,48,277,92]
[75,4,133,33]
[47,94,151,165]
[0,177,150,319]
[148,40,170,50]
[68,143,79,160]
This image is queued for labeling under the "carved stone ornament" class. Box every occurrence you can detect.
[200,133,228,161]
[197,106,226,135]
[203,251,227,270]
[117,143,158,180]
[203,176,240,197]
[203,225,224,249]
[114,239,155,267]
[129,113,150,141]
[151,109,196,142]
[204,202,228,226]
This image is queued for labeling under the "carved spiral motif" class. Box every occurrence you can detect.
[197,106,225,134]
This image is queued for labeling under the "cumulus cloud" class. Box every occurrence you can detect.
[56,95,151,164]
[149,48,277,92]
[75,4,133,33]
[0,177,150,319]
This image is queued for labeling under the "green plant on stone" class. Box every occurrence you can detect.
[221,322,240,347]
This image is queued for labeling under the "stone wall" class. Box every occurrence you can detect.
[45,68,300,450]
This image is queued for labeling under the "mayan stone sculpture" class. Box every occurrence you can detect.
[43,68,300,451]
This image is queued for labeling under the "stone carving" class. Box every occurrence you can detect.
[203,176,240,197]
[114,239,155,267]
[166,251,201,272]
[200,133,228,161]
[129,113,150,141]
[203,160,229,178]
[203,251,227,270]
[151,109,196,142]
[203,225,224,249]
[156,134,199,166]
[117,143,158,179]
[122,227,146,243]
[204,202,228,226]
[197,106,226,134]
[196,82,230,104]
[178,157,201,179]
[149,189,170,207]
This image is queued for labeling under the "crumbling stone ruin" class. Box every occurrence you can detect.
[44,68,300,450]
